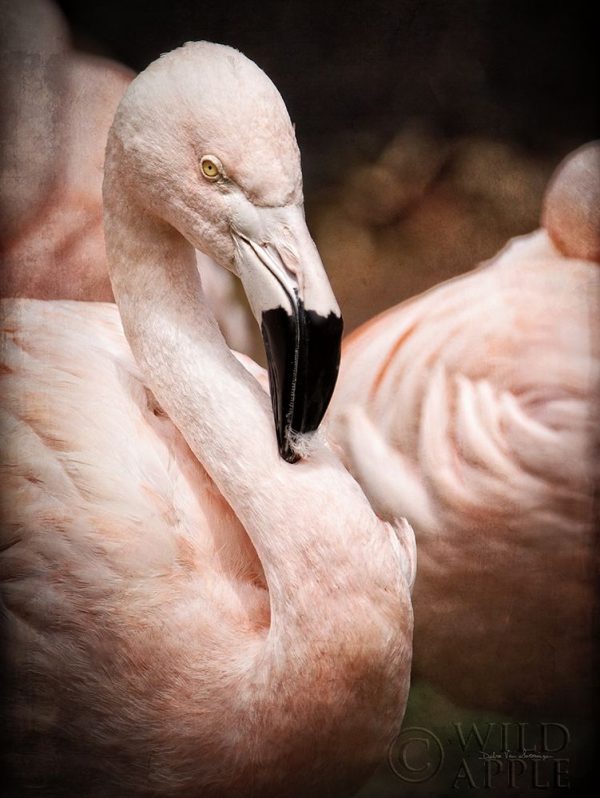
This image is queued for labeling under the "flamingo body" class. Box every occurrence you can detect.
[328,154,600,714]
[1,298,269,792]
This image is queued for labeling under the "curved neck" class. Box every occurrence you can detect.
[103,183,339,589]
[103,175,408,606]
[105,191,281,481]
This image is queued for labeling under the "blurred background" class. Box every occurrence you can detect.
[3,1,599,795]
[54,0,598,344]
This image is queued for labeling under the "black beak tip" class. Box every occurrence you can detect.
[279,438,300,464]
[261,303,343,463]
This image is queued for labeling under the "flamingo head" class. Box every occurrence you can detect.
[106,41,342,462]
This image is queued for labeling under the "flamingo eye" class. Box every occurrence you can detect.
[201,156,222,180]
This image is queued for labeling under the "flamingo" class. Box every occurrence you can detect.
[0,42,416,797]
[0,0,132,301]
[1,0,257,356]
[327,141,600,716]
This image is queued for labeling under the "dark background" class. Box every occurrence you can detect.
[56,0,598,192]
[53,0,600,339]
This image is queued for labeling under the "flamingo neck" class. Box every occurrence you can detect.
[104,180,406,600]
[107,200,280,480]
[103,187,337,583]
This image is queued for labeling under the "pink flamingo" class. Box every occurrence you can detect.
[328,142,600,715]
[0,42,416,796]
[0,0,133,300]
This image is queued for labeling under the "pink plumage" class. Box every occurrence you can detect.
[0,38,415,797]
[328,142,600,715]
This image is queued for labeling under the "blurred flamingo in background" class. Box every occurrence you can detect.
[328,141,600,716]
[0,0,131,300]
[0,0,257,355]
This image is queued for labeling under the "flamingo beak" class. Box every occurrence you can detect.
[261,296,343,462]
[232,205,343,462]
